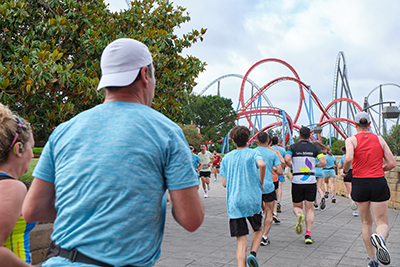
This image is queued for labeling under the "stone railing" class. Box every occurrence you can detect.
[334,156,400,209]
[29,223,53,264]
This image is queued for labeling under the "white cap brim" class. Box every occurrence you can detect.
[97,69,140,90]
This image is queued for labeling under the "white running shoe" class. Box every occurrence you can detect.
[350,199,357,210]
[352,210,359,216]
[370,233,391,265]
[204,190,208,198]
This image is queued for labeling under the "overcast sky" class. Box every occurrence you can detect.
[106,0,399,136]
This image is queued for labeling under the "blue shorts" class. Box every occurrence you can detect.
[278,175,284,183]
[323,170,336,178]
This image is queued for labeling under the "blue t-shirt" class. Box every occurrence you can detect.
[315,159,323,178]
[271,145,286,159]
[340,154,353,169]
[255,147,281,194]
[33,102,199,267]
[192,154,201,170]
[220,148,262,219]
[324,154,337,169]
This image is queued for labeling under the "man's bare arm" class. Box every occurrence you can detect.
[22,178,57,223]
[284,154,292,168]
[257,159,266,190]
[343,137,355,173]
[379,136,396,172]
[169,186,204,232]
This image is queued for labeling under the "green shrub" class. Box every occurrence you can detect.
[19,158,39,183]
[32,147,43,155]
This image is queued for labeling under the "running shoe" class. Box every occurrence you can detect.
[350,199,357,210]
[273,214,281,223]
[352,210,359,216]
[324,191,329,198]
[246,254,259,267]
[295,213,304,235]
[305,234,314,244]
[214,178,217,181]
[320,197,326,210]
[314,203,319,209]
[331,197,336,203]
[370,233,390,265]
[260,237,270,246]
[204,190,208,198]
[277,202,281,213]
[368,260,379,267]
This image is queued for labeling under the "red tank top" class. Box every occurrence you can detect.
[353,132,385,178]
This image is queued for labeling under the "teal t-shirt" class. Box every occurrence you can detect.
[192,154,201,170]
[255,147,281,194]
[271,145,286,159]
[315,159,323,178]
[324,154,337,169]
[34,101,199,267]
[220,148,262,219]
[340,154,353,169]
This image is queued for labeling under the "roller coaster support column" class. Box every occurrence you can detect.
[280,110,294,146]
[221,131,231,154]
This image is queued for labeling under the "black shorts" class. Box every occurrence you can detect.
[262,191,277,203]
[351,177,390,202]
[291,183,317,203]
[274,181,279,191]
[199,171,211,178]
[229,213,262,237]
[343,169,353,183]
[213,165,220,169]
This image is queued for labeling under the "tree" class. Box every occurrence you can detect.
[0,0,206,143]
[384,124,400,156]
[182,95,237,143]
[178,123,203,150]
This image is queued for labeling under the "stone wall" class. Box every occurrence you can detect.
[29,223,53,264]
[334,156,400,209]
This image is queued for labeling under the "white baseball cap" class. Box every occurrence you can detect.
[97,38,153,90]
[355,111,371,124]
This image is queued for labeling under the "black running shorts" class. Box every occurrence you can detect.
[351,177,390,202]
[343,169,353,183]
[291,183,317,203]
[229,213,262,237]
[274,181,279,191]
[199,171,211,178]
[262,191,277,203]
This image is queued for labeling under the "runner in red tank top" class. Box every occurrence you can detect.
[343,111,396,266]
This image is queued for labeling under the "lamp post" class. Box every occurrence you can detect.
[362,100,400,135]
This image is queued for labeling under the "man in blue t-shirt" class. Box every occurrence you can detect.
[23,38,204,267]
[190,144,202,173]
[270,136,286,214]
[220,126,266,267]
[255,132,282,247]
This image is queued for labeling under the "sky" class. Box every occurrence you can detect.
[105,0,400,137]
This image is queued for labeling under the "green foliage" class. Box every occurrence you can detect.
[181,95,237,143]
[0,0,206,143]
[178,123,203,150]
[32,147,43,155]
[383,124,400,156]
[19,158,38,182]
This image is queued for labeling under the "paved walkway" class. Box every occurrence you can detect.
[35,174,400,267]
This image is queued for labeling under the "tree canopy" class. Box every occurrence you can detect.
[0,0,206,143]
[384,124,400,156]
[182,95,237,143]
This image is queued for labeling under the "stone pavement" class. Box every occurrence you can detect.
[35,174,400,267]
